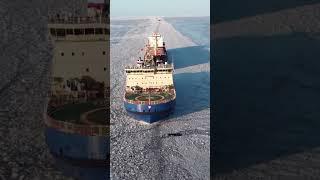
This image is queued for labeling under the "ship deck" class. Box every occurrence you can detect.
[125,63,173,70]
[124,90,175,104]
[48,16,109,24]
[48,102,107,125]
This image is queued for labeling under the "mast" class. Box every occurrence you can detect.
[154,33,157,56]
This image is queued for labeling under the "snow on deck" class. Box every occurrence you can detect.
[110,17,210,179]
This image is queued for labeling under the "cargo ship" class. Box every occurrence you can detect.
[124,32,176,123]
[45,1,109,179]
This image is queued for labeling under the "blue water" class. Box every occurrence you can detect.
[164,17,210,50]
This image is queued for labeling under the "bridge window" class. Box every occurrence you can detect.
[75,29,84,35]
[95,28,103,34]
[85,28,94,35]
[56,29,65,37]
[66,29,73,35]
[104,28,110,34]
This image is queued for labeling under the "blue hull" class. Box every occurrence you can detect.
[45,128,109,180]
[124,99,175,123]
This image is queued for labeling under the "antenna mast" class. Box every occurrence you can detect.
[154,33,157,56]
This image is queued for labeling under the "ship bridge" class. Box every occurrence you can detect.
[48,1,110,85]
[48,16,109,41]
[125,64,173,74]
[125,65,174,89]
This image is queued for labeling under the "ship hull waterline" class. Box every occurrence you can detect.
[124,99,176,123]
[44,127,109,180]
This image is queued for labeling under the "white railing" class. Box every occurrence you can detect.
[44,114,109,136]
[124,90,176,105]
[50,34,108,41]
[48,16,109,24]
[125,64,173,69]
